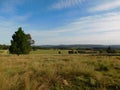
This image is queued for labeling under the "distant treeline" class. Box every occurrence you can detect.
[32,45,120,55]
[32,45,120,50]
[1,44,120,54]
[0,44,9,50]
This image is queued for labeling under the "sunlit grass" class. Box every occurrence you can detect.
[0,50,120,90]
[30,49,68,54]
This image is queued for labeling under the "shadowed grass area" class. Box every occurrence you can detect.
[0,53,120,90]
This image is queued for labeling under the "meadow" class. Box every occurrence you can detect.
[0,50,120,90]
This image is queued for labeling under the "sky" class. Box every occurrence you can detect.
[0,0,120,45]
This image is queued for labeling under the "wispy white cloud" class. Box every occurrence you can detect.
[89,0,120,12]
[0,15,30,45]
[0,0,33,44]
[29,12,120,45]
[42,12,120,33]
[51,0,85,10]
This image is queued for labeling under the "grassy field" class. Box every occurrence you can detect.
[30,49,69,54]
[0,50,120,90]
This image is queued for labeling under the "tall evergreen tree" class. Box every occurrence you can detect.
[9,27,32,55]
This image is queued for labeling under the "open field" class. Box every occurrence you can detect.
[30,49,68,54]
[0,50,120,90]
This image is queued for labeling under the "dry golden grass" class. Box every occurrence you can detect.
[0,53,120,90]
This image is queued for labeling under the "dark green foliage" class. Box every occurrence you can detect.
[26,34,35,45]
[0,44,9,50]
[58,51,61,54]
[106,46,116,53]
[9,27,32,55]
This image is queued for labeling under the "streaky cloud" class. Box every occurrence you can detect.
[89,0,120,12]
[52,0,85,10]
[29,12,120,45]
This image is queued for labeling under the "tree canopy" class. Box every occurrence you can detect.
[9,27,34,55]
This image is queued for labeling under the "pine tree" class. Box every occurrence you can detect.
[9,27,31,55]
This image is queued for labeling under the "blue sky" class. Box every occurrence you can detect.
[0,0,120,45]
